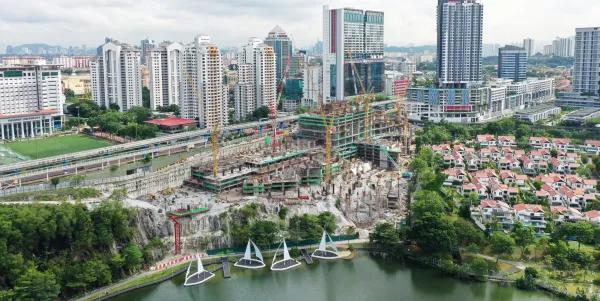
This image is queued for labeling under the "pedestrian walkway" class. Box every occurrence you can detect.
[300,249,313,264]
[222,257,231,278]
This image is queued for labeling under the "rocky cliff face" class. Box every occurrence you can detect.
[127,196,356,257]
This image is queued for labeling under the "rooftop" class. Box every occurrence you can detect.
[515,104,559,115]
[145,117,197,127]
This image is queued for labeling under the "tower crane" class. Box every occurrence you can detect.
[184,70,220,177]
[396,75,412,155]
[347,47,374,141]
[272,34,297,153]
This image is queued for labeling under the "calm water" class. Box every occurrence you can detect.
[112,252,559,301]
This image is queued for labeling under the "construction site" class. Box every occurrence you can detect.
[135,49,416,255]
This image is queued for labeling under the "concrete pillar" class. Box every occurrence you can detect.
[40,120,44,135]
[49,119,53,135]
[1,124,4,140]
[30,121,34,137]
[11,123,15,140]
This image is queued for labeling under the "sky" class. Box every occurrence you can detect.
[0,0,599,52]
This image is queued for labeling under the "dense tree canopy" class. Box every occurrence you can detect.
[0,202,145,299]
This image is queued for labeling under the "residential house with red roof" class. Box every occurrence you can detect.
[480,200,514,229]
[513,204,546,232]
[550,206,584,223]
[529,137,552,150]
[585,210,600,225]
[585,140,600,155]
[476,135,496,147]
[498,136,517,147]
[552,138,572,153]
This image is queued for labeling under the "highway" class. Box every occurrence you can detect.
[0,115,299,179]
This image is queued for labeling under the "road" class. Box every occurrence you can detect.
[3,146,191,187]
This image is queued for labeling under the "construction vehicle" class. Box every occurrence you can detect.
[184,70,220,177]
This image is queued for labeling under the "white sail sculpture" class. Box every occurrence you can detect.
[270,239,301,271]
[311,231,341,260]
[184,255,215,286]
[234,239,266,269]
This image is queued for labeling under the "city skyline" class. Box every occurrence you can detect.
[0,0,595,52]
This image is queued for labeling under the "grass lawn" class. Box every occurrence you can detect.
[5,135,112,159]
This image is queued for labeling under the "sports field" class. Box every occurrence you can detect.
[4,135,113,159]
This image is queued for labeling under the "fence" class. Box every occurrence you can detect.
[206,233,360,256]
[0,173,147,197]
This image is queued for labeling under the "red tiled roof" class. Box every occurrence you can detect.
[145,117,197,127]
[514,204,544,213]
[586,210,600,219]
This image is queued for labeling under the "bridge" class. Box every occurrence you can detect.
[0,116,299,186]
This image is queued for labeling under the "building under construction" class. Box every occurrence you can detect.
[186,101,412,194]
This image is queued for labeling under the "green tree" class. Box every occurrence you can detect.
[65,88,76,98]
[471,258,488,279]
[51,177,60,189]
[278,207,289,220]
[550,149,558,158]
[458,201,471,219]
[65,117,85,129]
[126,106,153,124]
[454,218,485,247]
[123,242,143,273]
[250,220,279,246]
[410,214,457,253]
[288,214,322,241]
[317,212,337,234]
[412,190,445,217]
[109,103,120,111]
[296,106,308,114]
[490,233,515,262]
[12,269,60,301]
[142,86,150,108]
[512,225,535,259]
[370,222,399,246]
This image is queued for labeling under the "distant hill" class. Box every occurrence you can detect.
[385,45,436,54]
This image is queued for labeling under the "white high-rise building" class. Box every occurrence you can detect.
[302,65,323,108]
[90,42,143,112]
[234,63,254,120]
[52,56,73,69]
[482,44,500,57]
[180,35,228,129]
[234,38,262,121]
[0,65,64,140]
[437,0,483,88]
[574,28,600,96]
[552,36,575,57]
[523,38,535,57]
[323,5,385,102]
[233,38,277,121]
[253,44,277,112]
[148,42,183,110]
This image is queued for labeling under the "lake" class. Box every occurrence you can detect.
[111,252,560,301]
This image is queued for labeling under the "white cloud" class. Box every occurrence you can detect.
[0,0,599,51]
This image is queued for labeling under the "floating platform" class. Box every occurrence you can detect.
[234,240,266,269]
[271,259,301,271]
[311,231,342,260]
[184,271,215,286]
